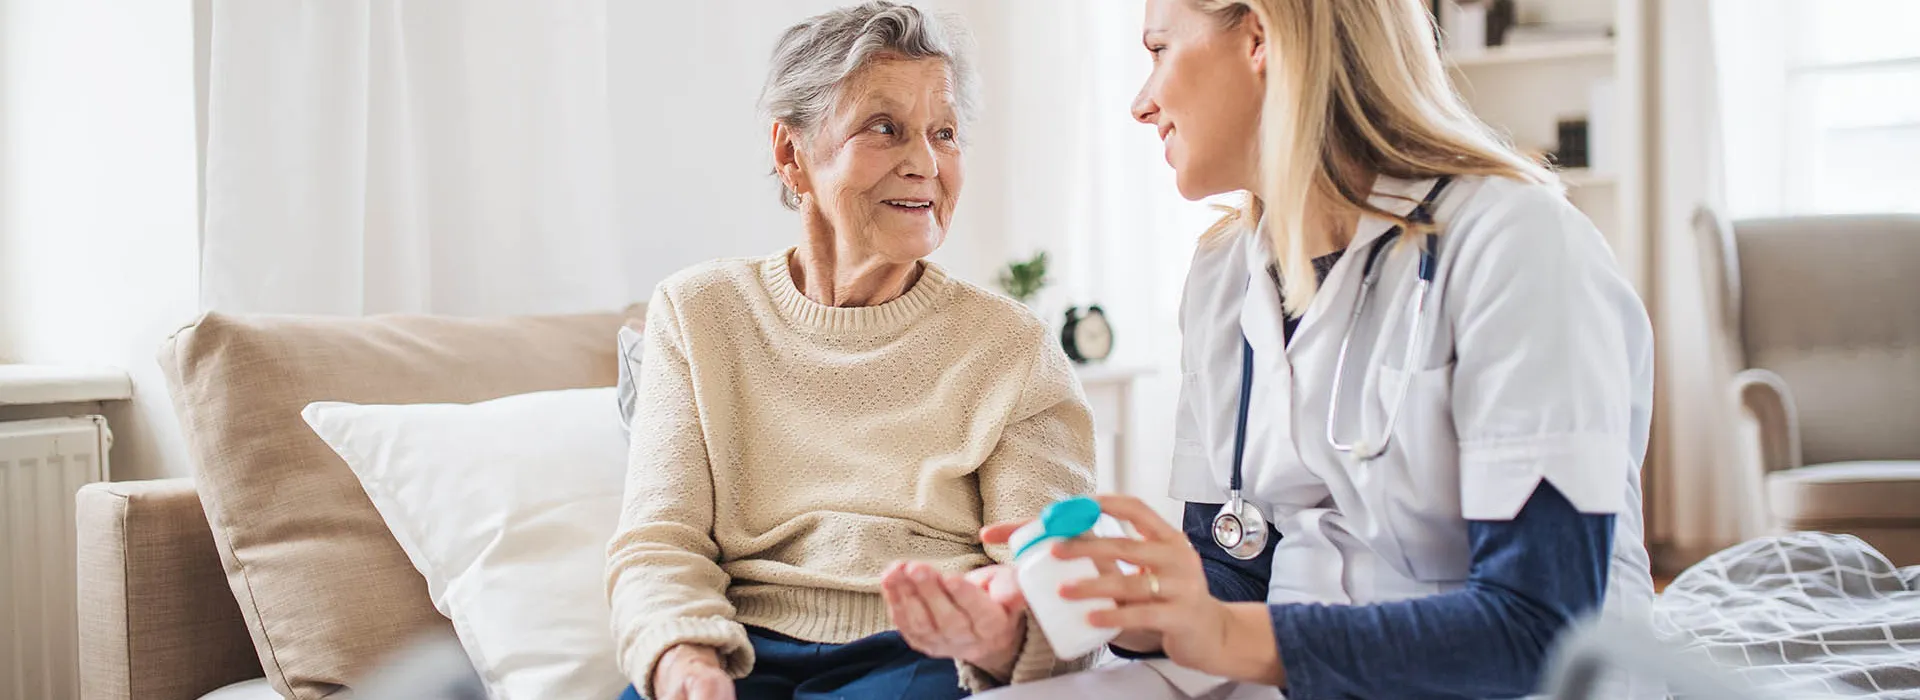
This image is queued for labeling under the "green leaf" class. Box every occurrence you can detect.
[995,251,1050,303]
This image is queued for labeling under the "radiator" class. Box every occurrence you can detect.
[1,416,110,700]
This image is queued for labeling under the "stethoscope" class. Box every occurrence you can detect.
[1213,177,1451,560]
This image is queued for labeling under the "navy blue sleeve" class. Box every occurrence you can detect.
[1184,501,1278,603]
[1268,483,1613,699]
[1111,501,1280,659]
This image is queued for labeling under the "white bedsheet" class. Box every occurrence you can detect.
[1653,532,1920,698]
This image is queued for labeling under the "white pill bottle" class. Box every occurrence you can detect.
[1006,496,1137,659]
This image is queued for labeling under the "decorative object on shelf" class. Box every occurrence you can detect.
[1487,0,1517,46]
[1061,306,1113,364]
[1550,118,1591,170]
[995,251,1050,306]
[1437,0,1490,57]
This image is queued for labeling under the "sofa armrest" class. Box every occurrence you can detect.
[77,478,263,700]
[1734,368,1801,475]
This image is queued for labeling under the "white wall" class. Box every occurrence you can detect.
[0,0,201,480]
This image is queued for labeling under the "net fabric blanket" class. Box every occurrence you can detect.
[1653,532,1920,697]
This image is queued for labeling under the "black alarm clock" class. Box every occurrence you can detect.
[1061,306,1113,364]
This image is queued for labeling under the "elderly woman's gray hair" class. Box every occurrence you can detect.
[760,1,980,210]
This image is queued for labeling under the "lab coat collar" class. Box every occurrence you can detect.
[1286,175,1440,341]
[1240,175,1440,281]
[1241,176,1442,337]
[1347,174,1443,254]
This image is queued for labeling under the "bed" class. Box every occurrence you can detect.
[1651,532,1920,698]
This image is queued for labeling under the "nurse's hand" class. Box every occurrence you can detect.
[1050,495,1287,687]
[880,560,1025,682]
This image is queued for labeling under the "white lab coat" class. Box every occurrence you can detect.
[1172,174,1654,611]
[982,175,1658,700]
[1184,175,1657,699]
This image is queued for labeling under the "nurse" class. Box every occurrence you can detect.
[895,0,1658,697]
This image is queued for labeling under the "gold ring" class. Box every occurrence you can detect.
[1145,572,1162,599]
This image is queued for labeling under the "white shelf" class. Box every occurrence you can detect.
[0,365,133,406]
[1445,38,1616,68]
[1558,168,1617,188]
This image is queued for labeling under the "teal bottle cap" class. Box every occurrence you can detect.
[1013,496,1103,560]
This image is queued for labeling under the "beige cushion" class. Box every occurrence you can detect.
[1768,461,1920,527]
[159,310,634,699]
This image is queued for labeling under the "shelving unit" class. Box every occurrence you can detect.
[1558,168,1617,188]
[1444,37,1616,68]
[1442,0,1651,293]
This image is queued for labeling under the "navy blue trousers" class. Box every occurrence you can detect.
[619,627,966,700]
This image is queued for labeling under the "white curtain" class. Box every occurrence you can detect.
[1645,0,1772,572]
[197,0,1031,316]
[201,0,628,316]
[195,0,1214,513]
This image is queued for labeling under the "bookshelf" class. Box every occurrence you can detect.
[1557,168,1618,189]
[1441,0,1652,294]
[1444,37,1616,68]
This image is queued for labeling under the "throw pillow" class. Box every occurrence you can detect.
[302,387,629,700]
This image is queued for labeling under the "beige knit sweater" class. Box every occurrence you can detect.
[606,250,1097,696]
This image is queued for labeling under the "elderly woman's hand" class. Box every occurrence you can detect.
[1048,495,1286,686]
[654,645,734,700]
[880,560,1026,681]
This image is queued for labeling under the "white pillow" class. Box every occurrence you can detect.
[303,387,629,700]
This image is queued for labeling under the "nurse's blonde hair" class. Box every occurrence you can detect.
[1196,0,1555,315]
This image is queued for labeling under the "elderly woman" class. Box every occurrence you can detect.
[606,4,1096,700]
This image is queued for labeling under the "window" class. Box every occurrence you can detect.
[1715,0,1920,215]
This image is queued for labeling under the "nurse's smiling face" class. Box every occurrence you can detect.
[1131,0,1269,200]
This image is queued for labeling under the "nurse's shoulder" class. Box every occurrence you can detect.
[1436,174,1638,310]
[1175,213,1258,330]
[1441,175,1615,268]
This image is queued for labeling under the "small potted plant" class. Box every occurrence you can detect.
[996,251,1050,307]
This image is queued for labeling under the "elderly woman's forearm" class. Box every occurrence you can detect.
[606,527,747,695]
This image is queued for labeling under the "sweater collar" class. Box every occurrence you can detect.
[760,248,951,334]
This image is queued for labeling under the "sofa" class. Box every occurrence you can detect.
[76,308,640,700]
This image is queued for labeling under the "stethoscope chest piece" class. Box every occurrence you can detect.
[1212,492,1269,560]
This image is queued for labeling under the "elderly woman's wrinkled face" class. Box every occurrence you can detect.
[788,58,963,261]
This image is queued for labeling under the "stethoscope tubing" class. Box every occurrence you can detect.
[1325,231,1438,461]
[1215,177,1451,556]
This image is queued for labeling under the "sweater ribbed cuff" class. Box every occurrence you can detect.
[954,613,1094,692]
[625,616,754,699]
